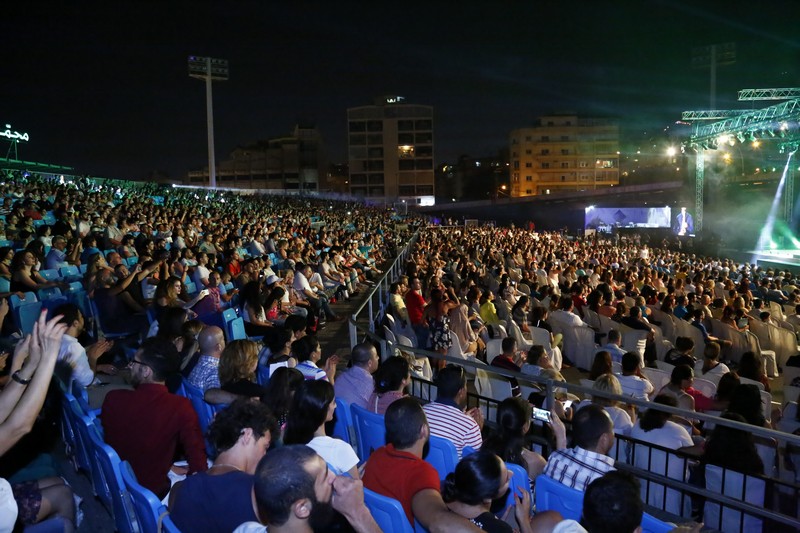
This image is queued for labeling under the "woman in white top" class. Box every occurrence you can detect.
[696,341,729,385]
[283,380,359,478]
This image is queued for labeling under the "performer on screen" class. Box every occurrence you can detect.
[673,207,693,236]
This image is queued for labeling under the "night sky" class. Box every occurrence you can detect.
[3,0,800,180]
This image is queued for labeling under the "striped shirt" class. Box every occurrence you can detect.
[422,401,482,458]
[296,361,327,381]
[543,446,615,492]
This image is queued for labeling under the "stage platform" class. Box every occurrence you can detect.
[749,249,800,270]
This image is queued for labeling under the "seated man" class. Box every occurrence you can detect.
[100,338,208,499]
[422,364,483,458]
[543,404,616,491]
[53,303,115,388]
[580,471,645,533]
[334,342,380,410]
[44,235,80,270]
[597,329,626,363]
[186,326,226,392]
[234,445,381,533]
[363,397,482,531]
[93,268,149,334]
[489,337,522,397]
[616,352,654,401]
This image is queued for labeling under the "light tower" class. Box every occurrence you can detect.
[188,56,229,189]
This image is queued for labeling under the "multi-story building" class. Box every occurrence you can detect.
[185,124,325,191]
[347,96,435,204]
[509,115,619,197]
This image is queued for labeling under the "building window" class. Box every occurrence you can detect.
[350,134,366,146]
[561,149,569,155]
[368,147,384,158]
[541,149,550,155]
[561,175,566,181]
[513,161,519,169]
[542,163,550,169]
[398,145,415,158]
[525,149,532,154]
[525,162,532,168]
[367,134,383,145]
[399,185,415,195]
[561,162,569,168]
[579,161,588,168]
[541,136,549,141]
[417,185,434,195]
[399,160,415,171]
[398,132,414,144]
[416,145,432,157]
[415,132,432,144]
[349,121,366,132]
[398,120,414,131]
[526,176,532,181]
[415,159,433,170]
[415,119,432,130]
[561,136,569,141]
[350,174,368,185]
[526,189,533,194]
[366,120,383,132]
[525,135,532,141]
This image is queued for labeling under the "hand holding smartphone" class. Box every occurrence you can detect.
[532,407,551,423]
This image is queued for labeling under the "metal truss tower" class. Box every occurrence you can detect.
[683,90,800,233]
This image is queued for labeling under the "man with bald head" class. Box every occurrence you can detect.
[334,342,380,409]
[187,326,226,392]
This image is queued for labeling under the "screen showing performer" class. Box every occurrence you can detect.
[673,207,693,236]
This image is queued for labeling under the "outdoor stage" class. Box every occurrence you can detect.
[750,248,800,270]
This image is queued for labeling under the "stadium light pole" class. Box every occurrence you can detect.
[188,56,229,189]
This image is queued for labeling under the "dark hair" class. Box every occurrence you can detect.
[670,364,694,386]
[727,384,766,427]
[501,337,517,353]
[674,336,694,353]
[639,394,676,432]
[482,397,531,470]
[715,371,740,402]
[350,342,376,366]
[526,345,546,366]
[385,396,426,449]
[572,404,613,450]
[268,327,293,354]
[261,367,304,418]
[284,314,307,335]
[284,380,335,445]
[264,286,286,310]
[253,445,318,526]
[208,399,276,457]
[156,306,188,340]
[291,336,319,363]
[581,471,643,533]
[589,350,612,381]
[373,356,410,394]
[435,364,467,399]
[137,337,181,381]
[607,329,621,343]
[53,302,81,327]
[442,451,505,505]
[737,352,764,383]
[620,351,641,373]
[703,412,764,475]
[241,281,265,316]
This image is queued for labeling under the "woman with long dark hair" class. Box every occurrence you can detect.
[261,367,304,442]
[283,380,359,478]
[367,356,411,415]
[702,412,764,475]
[482,397,546,479]
[442,451,531,533]
[240,280,275,338]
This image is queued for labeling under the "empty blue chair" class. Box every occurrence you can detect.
[39,269,60,282]
[332,398,356,452]
[255,364,270,386]
[0,277,9,293]
[351,404,386,461]
[222,307,238,324]
[72,380,101,418]
[120,461,173,533]
[68,398,103,482]
[79,264,88,274]
[17,301,44,335]
[227,317,247,341]
[65,281,83,293]
[534,474,583,521]
[424,435,458,481]
[59,265,80,280]
[363,488,414,533]
[89,298,137,340]
[84,419,137,533]
[10,291,37,308]
[37,286,63,300]
[126,256,139,266]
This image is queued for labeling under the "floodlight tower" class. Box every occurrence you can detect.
[188,56,229,189]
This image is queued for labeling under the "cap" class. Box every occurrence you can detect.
[265,275,281,285]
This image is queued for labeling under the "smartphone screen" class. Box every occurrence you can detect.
[532,407,551,423]
[562,400,573,411]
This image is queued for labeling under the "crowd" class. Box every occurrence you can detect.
[0,172,798,532]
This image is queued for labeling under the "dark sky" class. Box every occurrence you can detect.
[3,0,800,180]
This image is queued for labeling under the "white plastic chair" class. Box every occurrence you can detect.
[692,377,717,398]
[641,367,671,394]
[738,376,765,391]
[655,360,676,372]
[485,339,504,364]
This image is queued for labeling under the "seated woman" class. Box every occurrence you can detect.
[169,400,276,533]
[696,341,729,385]
[442,451,532,533]
[737,351,770,392]
[219,340,266,399]
[239,280,276,339]
[482,397,547,480]
[283,380,359,478]
[292,336,337,383]
[510,295,531,333]
[10,250,63,293]
[589,350,613,381]
[263,286,289,326]
[576,374,635,438]
[154,275,207,317]
[367,355,411,415]
[702,412,764,476]
[663,336,696,367]
[260,367,304,442]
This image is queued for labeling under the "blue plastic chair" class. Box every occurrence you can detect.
[222,307,237,324]
[0,277,9,293]
[363,488,414,533]
[534,474,583,521]
[17,301,44,335]
[227,317,247,341]
[332,398,356,452]
[255,364,270,386]
[640,513,674,533]
[88,298,138,339]
[39,268,61,282]
[10,291,37,308]
[500,462,531,517]
[350,403,386,461]
[59,265,81,281]
[462,446,477,457]
[126,256,139,266]
[184,280,197,296]
[37,286,63,300]
[179,378,216,436]
[120,461,172,533]
[69,400,106,494]
[65,281,84,293]
[72,380,101,418]
[84,419,137,533]
[424,435,459,481]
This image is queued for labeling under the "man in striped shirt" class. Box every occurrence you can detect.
[422,364,483,458]
[543,404,616,491]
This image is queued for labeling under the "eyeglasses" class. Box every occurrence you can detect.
[128,359,150,370]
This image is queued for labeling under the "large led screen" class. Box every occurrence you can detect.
[585,206,672,233]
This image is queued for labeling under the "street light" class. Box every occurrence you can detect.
[189,56,229,189]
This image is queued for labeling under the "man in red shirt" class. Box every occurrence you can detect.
[404,277,428,349]
[100,338,208,499]
[489,337,522,398]
[362,397,481,532]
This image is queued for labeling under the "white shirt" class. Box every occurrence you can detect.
[616,373,654,401]
[193,264,211,287]
[56,334,95,387]
[307,436,359,476]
